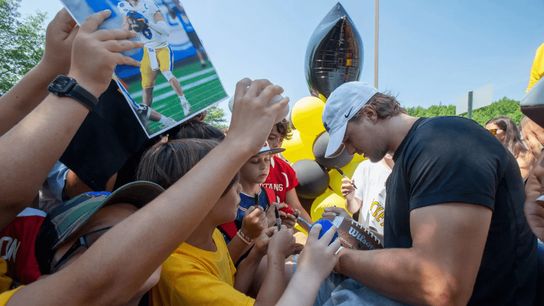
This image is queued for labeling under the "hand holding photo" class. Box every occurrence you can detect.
[60,0,227,138]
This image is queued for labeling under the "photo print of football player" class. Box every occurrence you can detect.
[118,0,192,119]
[159,0,208,68]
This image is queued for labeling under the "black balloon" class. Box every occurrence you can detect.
[293,159,330,199]
[305,2,363,99]
[313,132,353,168]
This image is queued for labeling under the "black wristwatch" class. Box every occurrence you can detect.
[48,75,99,111]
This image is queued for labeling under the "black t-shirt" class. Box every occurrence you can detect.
[385,116,536,306]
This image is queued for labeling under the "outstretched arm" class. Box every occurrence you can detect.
[276,224,340,306]
[0,10,77,136]
[253,227,294,306]
[0,10,141,228]
[10,55,289,306]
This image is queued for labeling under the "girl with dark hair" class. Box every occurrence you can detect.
[485,116,535,179]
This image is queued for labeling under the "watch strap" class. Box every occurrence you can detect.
[67,83,99,111]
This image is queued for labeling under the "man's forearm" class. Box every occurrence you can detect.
[338,248,465,306]
[0,62,62,135]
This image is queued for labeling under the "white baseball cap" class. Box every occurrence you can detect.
[322,82,378,158]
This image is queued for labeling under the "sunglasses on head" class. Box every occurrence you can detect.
[487,128,498,136]
[51,226,112,273]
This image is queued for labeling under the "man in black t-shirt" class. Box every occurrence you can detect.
[321,82,537,306]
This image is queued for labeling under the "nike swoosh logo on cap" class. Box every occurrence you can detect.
[344,106,354,118]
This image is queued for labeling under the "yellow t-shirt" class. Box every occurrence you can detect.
[527,43,544,92]
[0,259,12,294]
[0,287,21,305]
[152,229,255,306]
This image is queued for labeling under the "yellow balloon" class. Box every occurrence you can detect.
[328,158,365,196]
[291,96,325,139]
[352,153,365,163]
[310,189,347,221]
[282,130,314,162]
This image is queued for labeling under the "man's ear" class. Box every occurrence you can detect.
[361,106,378,122]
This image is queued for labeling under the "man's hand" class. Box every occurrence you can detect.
[241,206,267,240]
[40,9,78,75]
[226,79,289,156]
[68,10,143,97]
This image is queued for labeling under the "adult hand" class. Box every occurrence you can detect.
[40,9,78,74]
[322,207,351,220]
[340,177,356,200]
[68,10,143,97]
[241,206,267,240]
[268,225,295,258]
[227,79,289,156]
[297,223,341,281]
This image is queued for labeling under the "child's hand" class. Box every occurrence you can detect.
[297,223,342,282]
[266,203,296,228]
[267,225,295,258]
[253,227,276,256]
[265,205,278,227]
[322,207,351,220]
[278,203,296,228]
[241,206,267,239]
[341,177,356,199]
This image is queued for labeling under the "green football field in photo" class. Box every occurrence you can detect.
[126,60,227,135]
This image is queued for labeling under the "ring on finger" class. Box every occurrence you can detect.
[334,246,344,256]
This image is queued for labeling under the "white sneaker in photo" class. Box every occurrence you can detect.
[179,96,191,115]
[159,115,177,127]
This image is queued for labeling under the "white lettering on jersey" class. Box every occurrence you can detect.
[0,237,20,262]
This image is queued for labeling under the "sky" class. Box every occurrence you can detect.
[20,0,544,117]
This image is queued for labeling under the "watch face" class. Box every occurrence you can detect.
[49,75,76,94]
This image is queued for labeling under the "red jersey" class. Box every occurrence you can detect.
[0,208,45,285]
[261,156,299,203]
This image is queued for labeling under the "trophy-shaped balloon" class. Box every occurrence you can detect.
[305,2,363,101]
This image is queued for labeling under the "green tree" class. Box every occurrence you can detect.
[406,97,523,126]
[406,104,455,117]
[204,106,228,129]
[470,97,523,126]
[0,0,46,94]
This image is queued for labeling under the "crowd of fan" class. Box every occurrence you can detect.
[1,8,544,306]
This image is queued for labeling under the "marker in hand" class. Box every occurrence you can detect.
[335,167,357,189]
[274,205,282,231]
